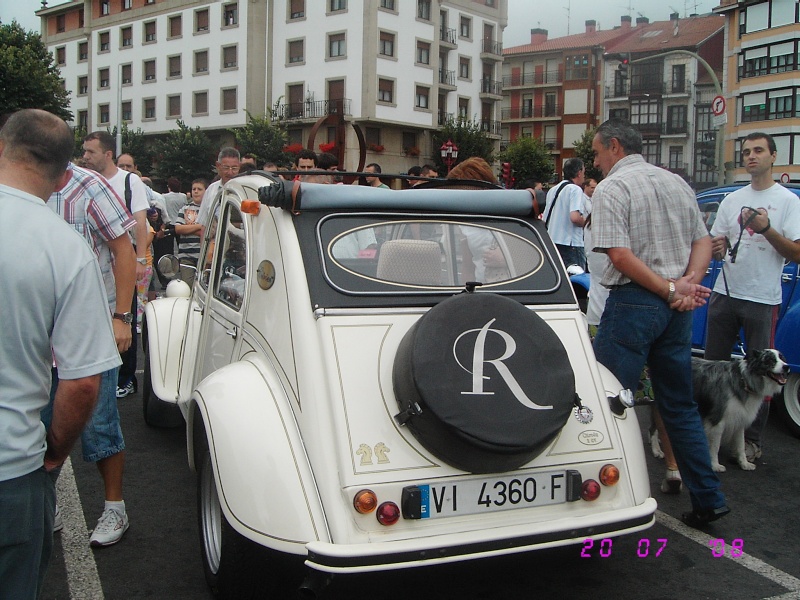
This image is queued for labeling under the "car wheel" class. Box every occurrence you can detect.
[393,292,576,473]
[777,373,800,439]
[142,350,183,428]
[195,416,302,599]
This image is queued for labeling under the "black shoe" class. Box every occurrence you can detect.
[681,505,730,528]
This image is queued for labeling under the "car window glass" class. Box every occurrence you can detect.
[699,200,720,233]
[322,217,553,292]
[213,203,247,310]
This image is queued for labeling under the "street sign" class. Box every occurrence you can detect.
[781,172,791,183]
[712,113,728,127]
[712,95,726,116]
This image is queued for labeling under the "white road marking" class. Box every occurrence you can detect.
[56,457,105,600]
[657,511,800,595]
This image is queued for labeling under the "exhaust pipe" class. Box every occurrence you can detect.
[297,569,332,599]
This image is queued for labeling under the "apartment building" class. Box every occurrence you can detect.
[714,0,800,183]
[37,0,507,172]
[603,14,724,189]
[501,18,636,175]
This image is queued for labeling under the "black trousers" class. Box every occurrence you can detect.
[117,292,138,389]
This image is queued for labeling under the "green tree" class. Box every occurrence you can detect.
[498,136,555,188]
[572,127,603,182]
[108,124,154,175]
[151,121,216,189]
[431,118,495,175]
[231,111,289,167]
[0,21,72,120]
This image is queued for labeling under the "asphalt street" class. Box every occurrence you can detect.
[41,364,800,600]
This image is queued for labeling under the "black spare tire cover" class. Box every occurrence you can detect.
[393,292,575,473]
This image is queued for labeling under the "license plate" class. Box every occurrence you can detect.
[419,471,567,518]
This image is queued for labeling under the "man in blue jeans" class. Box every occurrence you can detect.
[590,119,729,528]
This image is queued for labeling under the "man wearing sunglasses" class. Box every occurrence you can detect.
[707,132,800,463]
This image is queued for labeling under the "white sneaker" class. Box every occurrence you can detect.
[53,505,64,533]
[89,508,129,547]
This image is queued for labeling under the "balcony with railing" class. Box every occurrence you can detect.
[664,121,689,135]
[480,78,503,97]
[438,111,454,126]
[503,70,561,88]
[275,98,352,121]
[543,136,561,150]
[439,68,456,88]
[634,121,665,135]
[501,104,561,119]
[440,26,457,46]
[480,119,502,135]
[481,38,502,59]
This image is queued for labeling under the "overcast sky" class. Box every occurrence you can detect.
[1,0,721,47]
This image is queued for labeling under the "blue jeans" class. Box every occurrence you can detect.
[0,468,55,600]
[555,244,587,272]
[594,283,726,512]
[43,367,125,463]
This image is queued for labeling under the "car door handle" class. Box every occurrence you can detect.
[782,273,793,283]
[225,327,237,338]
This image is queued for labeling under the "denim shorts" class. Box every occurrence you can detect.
[44,367,125,463]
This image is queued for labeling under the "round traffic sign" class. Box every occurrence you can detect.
[712,95,726,116]
[781,172,791,184]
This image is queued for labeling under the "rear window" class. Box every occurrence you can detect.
[317,214,563,295]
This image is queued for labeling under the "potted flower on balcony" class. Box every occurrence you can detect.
[404,146,421,157]
[367,143,384,153]
[283,143,304,155]
[318,141,336,153]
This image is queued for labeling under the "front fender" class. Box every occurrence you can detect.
[189,358,329,553]
[144,297,190,403]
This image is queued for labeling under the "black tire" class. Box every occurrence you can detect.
[776,373,800,438]
[194,415,303,599]
[141,352,183,428]
[393,292,575,473]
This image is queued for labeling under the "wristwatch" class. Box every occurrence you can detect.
[112,312,134,324]
[136,257,147,265]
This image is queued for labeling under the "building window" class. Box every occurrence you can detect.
[194,50,208,74]
[770,92,793,119]
[378,78,394,103]
[418,0,431,20]
[328,32,346,58]
[122,0,132,10]
[121,101,132,122]
[366,127,381,147]
[544,92,557,117]
[79,41,88,61]
[195,9,209,33]
[459,56,470,79]
[742,92,767,122]
[641,138,660,165]
[77,110,88,129]
[458,97,469,119]
[330,0,346,11]
[288,39,304,64]
[222,87,237,112]
[78,76,88,95]
[98,104,110,124]
[168,55,181,78]
[223,3,238,27]
[98,68,110,88]
[56,14,65,32]
[144,21,156,43]
[222,45,237,69]
[379,31,395,57]
[416,41,431,65]
[609,108,629,121]
[668,146,683,170]
[143,98,156,120]
[631,98,661,126]
[56,47,66,65]
[120,26,132,48]
[460,16,471,38]
[671,64,685,93]
[98,31,110,52]
[667,105,687,134]
[169,15,182,38]
[121,63,132,84]
[144,59,156,82]
[290,0,305,19]
[100,1,110,16]
[565,54,589,80]
[380,0,395,10]
[415,85,430,109]
[167,95,181,118]
[194,91,208,115]
[402,131,417,153]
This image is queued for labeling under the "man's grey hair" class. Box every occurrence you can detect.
[595,119,643,155]
[217,147,240,162]
[562,158,584,181]
[1,109,72,181]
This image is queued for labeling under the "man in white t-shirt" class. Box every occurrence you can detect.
[707,132,800,463]
[196,147,241,232]
[542,158,587,270]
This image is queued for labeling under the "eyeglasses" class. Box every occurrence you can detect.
[219,165,240,172]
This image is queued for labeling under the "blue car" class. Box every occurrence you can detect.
[694,184,800,438]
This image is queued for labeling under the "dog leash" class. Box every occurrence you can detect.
[720,206,761,297]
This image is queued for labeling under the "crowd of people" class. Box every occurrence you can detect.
[3,107,799,599]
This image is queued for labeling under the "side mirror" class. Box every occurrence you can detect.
[157,254,181,279]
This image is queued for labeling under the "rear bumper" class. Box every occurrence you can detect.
[305,498,657,573]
